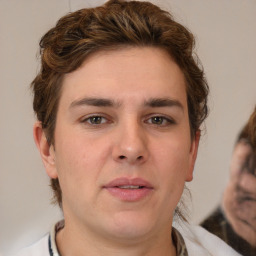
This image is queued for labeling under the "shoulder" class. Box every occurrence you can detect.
[200,207,227,239]
[174,222,242,256]
[12,235,49,256]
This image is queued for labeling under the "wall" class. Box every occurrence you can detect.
[0,0,255,254]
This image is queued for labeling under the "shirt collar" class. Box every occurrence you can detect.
[49,220,64,256]
[172,227,189,256]
[49,221,188,256]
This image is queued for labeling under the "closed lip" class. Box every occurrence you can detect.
[103,177,154,189]
[103,177,154,201]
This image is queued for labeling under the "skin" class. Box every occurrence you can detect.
[222,140,256,246]
[34,47,200,256]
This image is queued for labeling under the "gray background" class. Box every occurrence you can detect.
[1,0,256,254]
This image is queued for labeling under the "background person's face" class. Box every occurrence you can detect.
[229,140,256,180]
[222,140,256,246]
[45,47,199,241]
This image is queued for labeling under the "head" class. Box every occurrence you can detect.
[229,107,256,179]
[222,109,256,247]
[32,0,208,216]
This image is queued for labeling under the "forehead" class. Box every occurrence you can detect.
[60,47,187,108]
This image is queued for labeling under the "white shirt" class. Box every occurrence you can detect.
[175,222,242,256]
[12,222,242,256]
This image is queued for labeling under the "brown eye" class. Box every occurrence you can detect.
[151,116,164,125]
[147,116,174,126]
[84,116,107,125]
[89,116,102,124]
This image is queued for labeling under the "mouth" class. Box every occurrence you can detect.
[116,185,145,189]
[103,178,154,202]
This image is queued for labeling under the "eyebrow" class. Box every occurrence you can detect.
[144,98,184,111]
[70,97,183,110]
[70,97,120,109]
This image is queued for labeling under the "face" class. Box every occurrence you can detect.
[35,47,199,242]
[229,140,256,181]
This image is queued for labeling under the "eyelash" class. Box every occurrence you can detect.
[145,116,176,126]
[80,114,176,127]
[80,115,110,125]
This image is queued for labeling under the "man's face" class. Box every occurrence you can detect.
[40,47,199,241]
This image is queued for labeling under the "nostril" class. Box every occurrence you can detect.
[119,155,126,159]
[137,156,143,160]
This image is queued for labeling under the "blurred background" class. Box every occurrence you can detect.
[0,0,255,254]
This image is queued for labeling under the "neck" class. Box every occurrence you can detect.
[56,221,177,256]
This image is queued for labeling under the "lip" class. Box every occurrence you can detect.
[103,177,154,202]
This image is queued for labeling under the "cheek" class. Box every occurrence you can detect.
[54,134,111,188]
[152,148,189,216]
[53,136,89,190]
[155,137,191,172]
[152,137,191,195]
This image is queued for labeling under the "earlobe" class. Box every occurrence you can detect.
[186,130,201,182]
[33,121,58,179]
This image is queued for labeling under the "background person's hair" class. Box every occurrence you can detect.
[249,107,256,148]
[31,0,209,213]
[237,106,256,150]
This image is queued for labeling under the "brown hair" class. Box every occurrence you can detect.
[32,0,209,209]
[238,107,256,150]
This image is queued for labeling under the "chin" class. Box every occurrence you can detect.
[105,211,157,241]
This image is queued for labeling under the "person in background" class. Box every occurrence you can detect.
[14,0,241,255]
[201,107,256,256]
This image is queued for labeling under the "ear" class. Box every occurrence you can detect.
[33,121,58,179]
[185,130,200,182]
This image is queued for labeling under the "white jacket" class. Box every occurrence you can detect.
[175,223,242,256]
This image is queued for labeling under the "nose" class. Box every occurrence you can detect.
[112,121,149,165]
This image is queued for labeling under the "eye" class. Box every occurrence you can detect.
[151,116,165,125]
[147,116,175,126]
[82,116,108,125]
